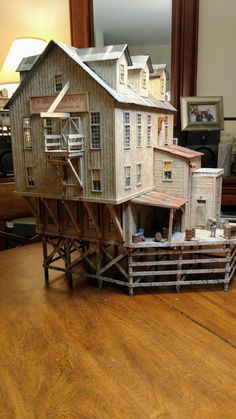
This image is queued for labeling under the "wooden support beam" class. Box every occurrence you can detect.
[101,246,129,280]
[24,197,44,231]
[62,200,81,234]
[41,199,61,233]
[67,159,83,188]
[40,112,70,118]
[47,82,70,113]
[83,202,102,238]
[106,204,123,240]
[168,209,176,242]
[98,251,128,276]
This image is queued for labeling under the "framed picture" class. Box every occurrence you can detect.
[180,96,224,131]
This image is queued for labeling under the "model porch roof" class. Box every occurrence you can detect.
[131,191,186,209]
[6,40,175,112]
[155,145,203,159]
[128,55,154,73]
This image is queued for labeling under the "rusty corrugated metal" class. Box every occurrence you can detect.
[131,191,186,209]
[155,145,203,159]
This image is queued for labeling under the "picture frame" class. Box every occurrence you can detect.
[180,96,224,131]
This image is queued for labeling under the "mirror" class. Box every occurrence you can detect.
[69,0,199,127]
[93,0,172,98]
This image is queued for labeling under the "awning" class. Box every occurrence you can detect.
[131,191,186,209]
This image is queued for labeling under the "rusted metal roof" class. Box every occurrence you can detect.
[155,145,203,159]
[131,191,186,209]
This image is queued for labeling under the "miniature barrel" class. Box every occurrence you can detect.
[231,225,236,238]
[185,228,192,241]
[162,227,169,239]
[155,231,162,242]
[224,225,231,239]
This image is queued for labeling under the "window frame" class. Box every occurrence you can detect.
[23,117,32,150]
[136,163,142,186]
[54,74,63,92]
[119,63,125,84]
[163,161,173,181]
[91,168,102,192]
[90,111,101,149]
[124,112,131,149]
[147,114,152,147]
[124,165,131,189]
[136,113,142,147]
[26,166,35,188]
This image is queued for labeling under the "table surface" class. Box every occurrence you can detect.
[1,242,236,418]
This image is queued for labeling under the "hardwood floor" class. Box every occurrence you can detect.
[1,242,236,418]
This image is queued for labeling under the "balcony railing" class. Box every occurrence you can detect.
[44,133,84,154]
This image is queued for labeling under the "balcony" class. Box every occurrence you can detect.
[44,133,84,157]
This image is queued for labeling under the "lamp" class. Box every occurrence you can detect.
[0,37,47,97]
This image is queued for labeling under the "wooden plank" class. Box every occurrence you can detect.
[131,268,228,277]
[106,204,123,240]
[40,112,70,118]
[83,202,102,238]
[67,159,83,188]
[41,199,61,233]
[98,251,128,276]
[131,248,229,256]
[62,200,81,234]
[101,247,129,280]
[47,82,70,113]
[131,257,230,267]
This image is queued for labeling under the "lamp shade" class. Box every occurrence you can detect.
[0,38,47,84]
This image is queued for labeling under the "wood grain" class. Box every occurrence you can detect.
[1,243,236,417]
[0,182,32,219]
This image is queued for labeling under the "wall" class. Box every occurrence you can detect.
[0,0,70,71]
[197,0,236,137]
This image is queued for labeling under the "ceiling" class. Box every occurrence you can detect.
[93,0,172,46]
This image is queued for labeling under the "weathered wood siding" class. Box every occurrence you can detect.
[127,63,149,97]
[10,44,117,201]
[114,108,158,202]
[149,70,166,101]
[191,174,223,227]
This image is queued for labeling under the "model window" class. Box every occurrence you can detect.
[164,116,169,144]
[163,161,173,181]
[147,114,152,146]
[90,112,101,149]
[91,169,101,191]
[124,112,130,148]
[23,117,32,149]
[120,64,125,84]
[124,166,131,189]
[197,199,206,204]
[136,163,142,186]
[136,113,142,147]
[142,70,147,89]
[54,74,62,92]
[26,167,35,188]
[44,118,53,135]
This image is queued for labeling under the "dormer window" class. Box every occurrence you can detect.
[119,64,125,84]
[142,71,147,89]
[54,74,62,92]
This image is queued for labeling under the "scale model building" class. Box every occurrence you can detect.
[6,40,236,293]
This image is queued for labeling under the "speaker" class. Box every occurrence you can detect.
[0,135,14,178]
[185,131,220,168]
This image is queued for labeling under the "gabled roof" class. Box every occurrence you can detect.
[128,55,154,73]
[155,145,203,159]
[77,44,132,65]
[6,40,175,112]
